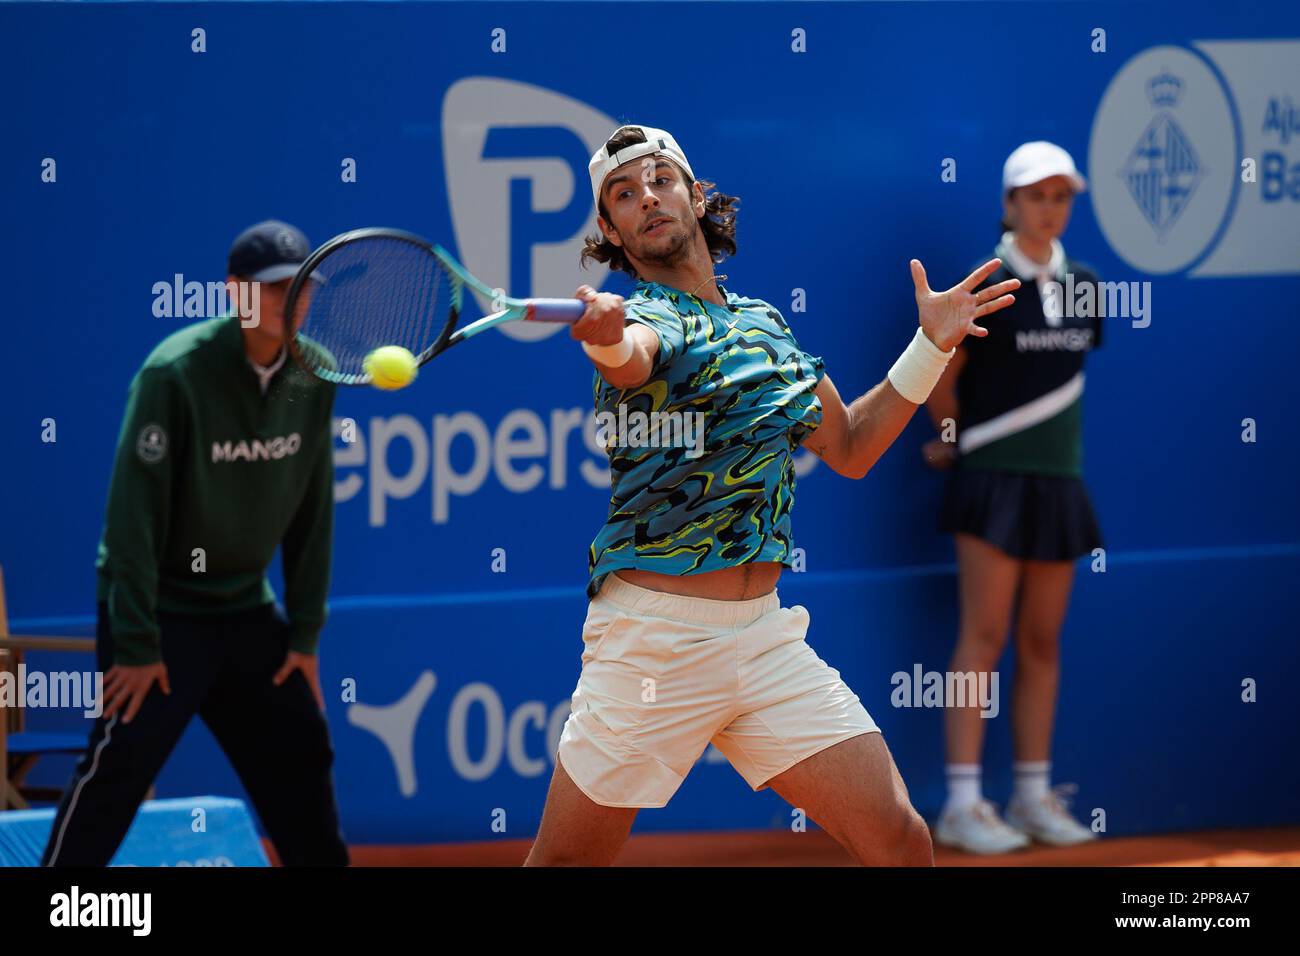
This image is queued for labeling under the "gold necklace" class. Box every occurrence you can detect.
[688,273,728,298]
[689,273,738,329]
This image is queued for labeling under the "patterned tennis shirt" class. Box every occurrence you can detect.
[586,280,825,598]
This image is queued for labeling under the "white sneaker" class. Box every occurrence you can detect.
[1006,784,1098,847]
[934,799,1031,855]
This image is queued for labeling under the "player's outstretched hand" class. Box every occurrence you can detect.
[910,258,1020,352]
[102,662,171,724]
[570,284,626,346]
[274,650,325,711]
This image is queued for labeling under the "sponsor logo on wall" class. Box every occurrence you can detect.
[1090,41,1300,275]
[441,77,619,341]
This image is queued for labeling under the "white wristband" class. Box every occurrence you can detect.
[582,332,635,368]
[887,328,954,404]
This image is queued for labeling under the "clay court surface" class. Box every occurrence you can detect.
[323,827,1300,867]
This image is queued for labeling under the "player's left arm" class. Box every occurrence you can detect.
[804,374,916,480]
[802,258,1018,480]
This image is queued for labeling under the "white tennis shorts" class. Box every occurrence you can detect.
[557,574,880,808]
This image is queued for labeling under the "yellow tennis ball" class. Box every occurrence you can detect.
[364,346,418,390]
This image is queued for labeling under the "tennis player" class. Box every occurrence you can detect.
[925,142,1102,853]
[41,220,349,867]
[523,125,1019,866]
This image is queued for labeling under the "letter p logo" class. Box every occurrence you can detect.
[441,78,619,341]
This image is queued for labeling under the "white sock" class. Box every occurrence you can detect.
[944,764,982,812]
[1013,760,1051,802]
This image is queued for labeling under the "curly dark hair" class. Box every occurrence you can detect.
[581,126,739,280]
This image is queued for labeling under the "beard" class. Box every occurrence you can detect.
[628,221,695,270]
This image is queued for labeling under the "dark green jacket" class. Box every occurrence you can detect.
[95,315,336,665]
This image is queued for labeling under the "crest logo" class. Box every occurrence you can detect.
[1089,46,1238,274]
[1122,71,1204,240]
[136,423,167,464]
[276,229,302,258]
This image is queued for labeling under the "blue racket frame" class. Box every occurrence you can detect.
[284,227,587,386]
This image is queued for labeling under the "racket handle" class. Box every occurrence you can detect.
[526,298,587,323]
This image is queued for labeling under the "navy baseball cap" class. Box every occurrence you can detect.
[227,220,318,283]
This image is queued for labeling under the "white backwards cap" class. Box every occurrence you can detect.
[589,125,695,208]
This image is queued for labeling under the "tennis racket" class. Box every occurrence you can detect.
[281,227,588,386]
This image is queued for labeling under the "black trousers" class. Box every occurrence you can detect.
[41,602,349,866]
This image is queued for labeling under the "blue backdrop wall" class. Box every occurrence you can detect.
[3,0,1298,845]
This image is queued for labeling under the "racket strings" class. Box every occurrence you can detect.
[297,237,453,381]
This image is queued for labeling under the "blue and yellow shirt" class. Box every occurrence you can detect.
[586,280,825,598]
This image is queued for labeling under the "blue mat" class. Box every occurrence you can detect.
[0,797,269,867]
